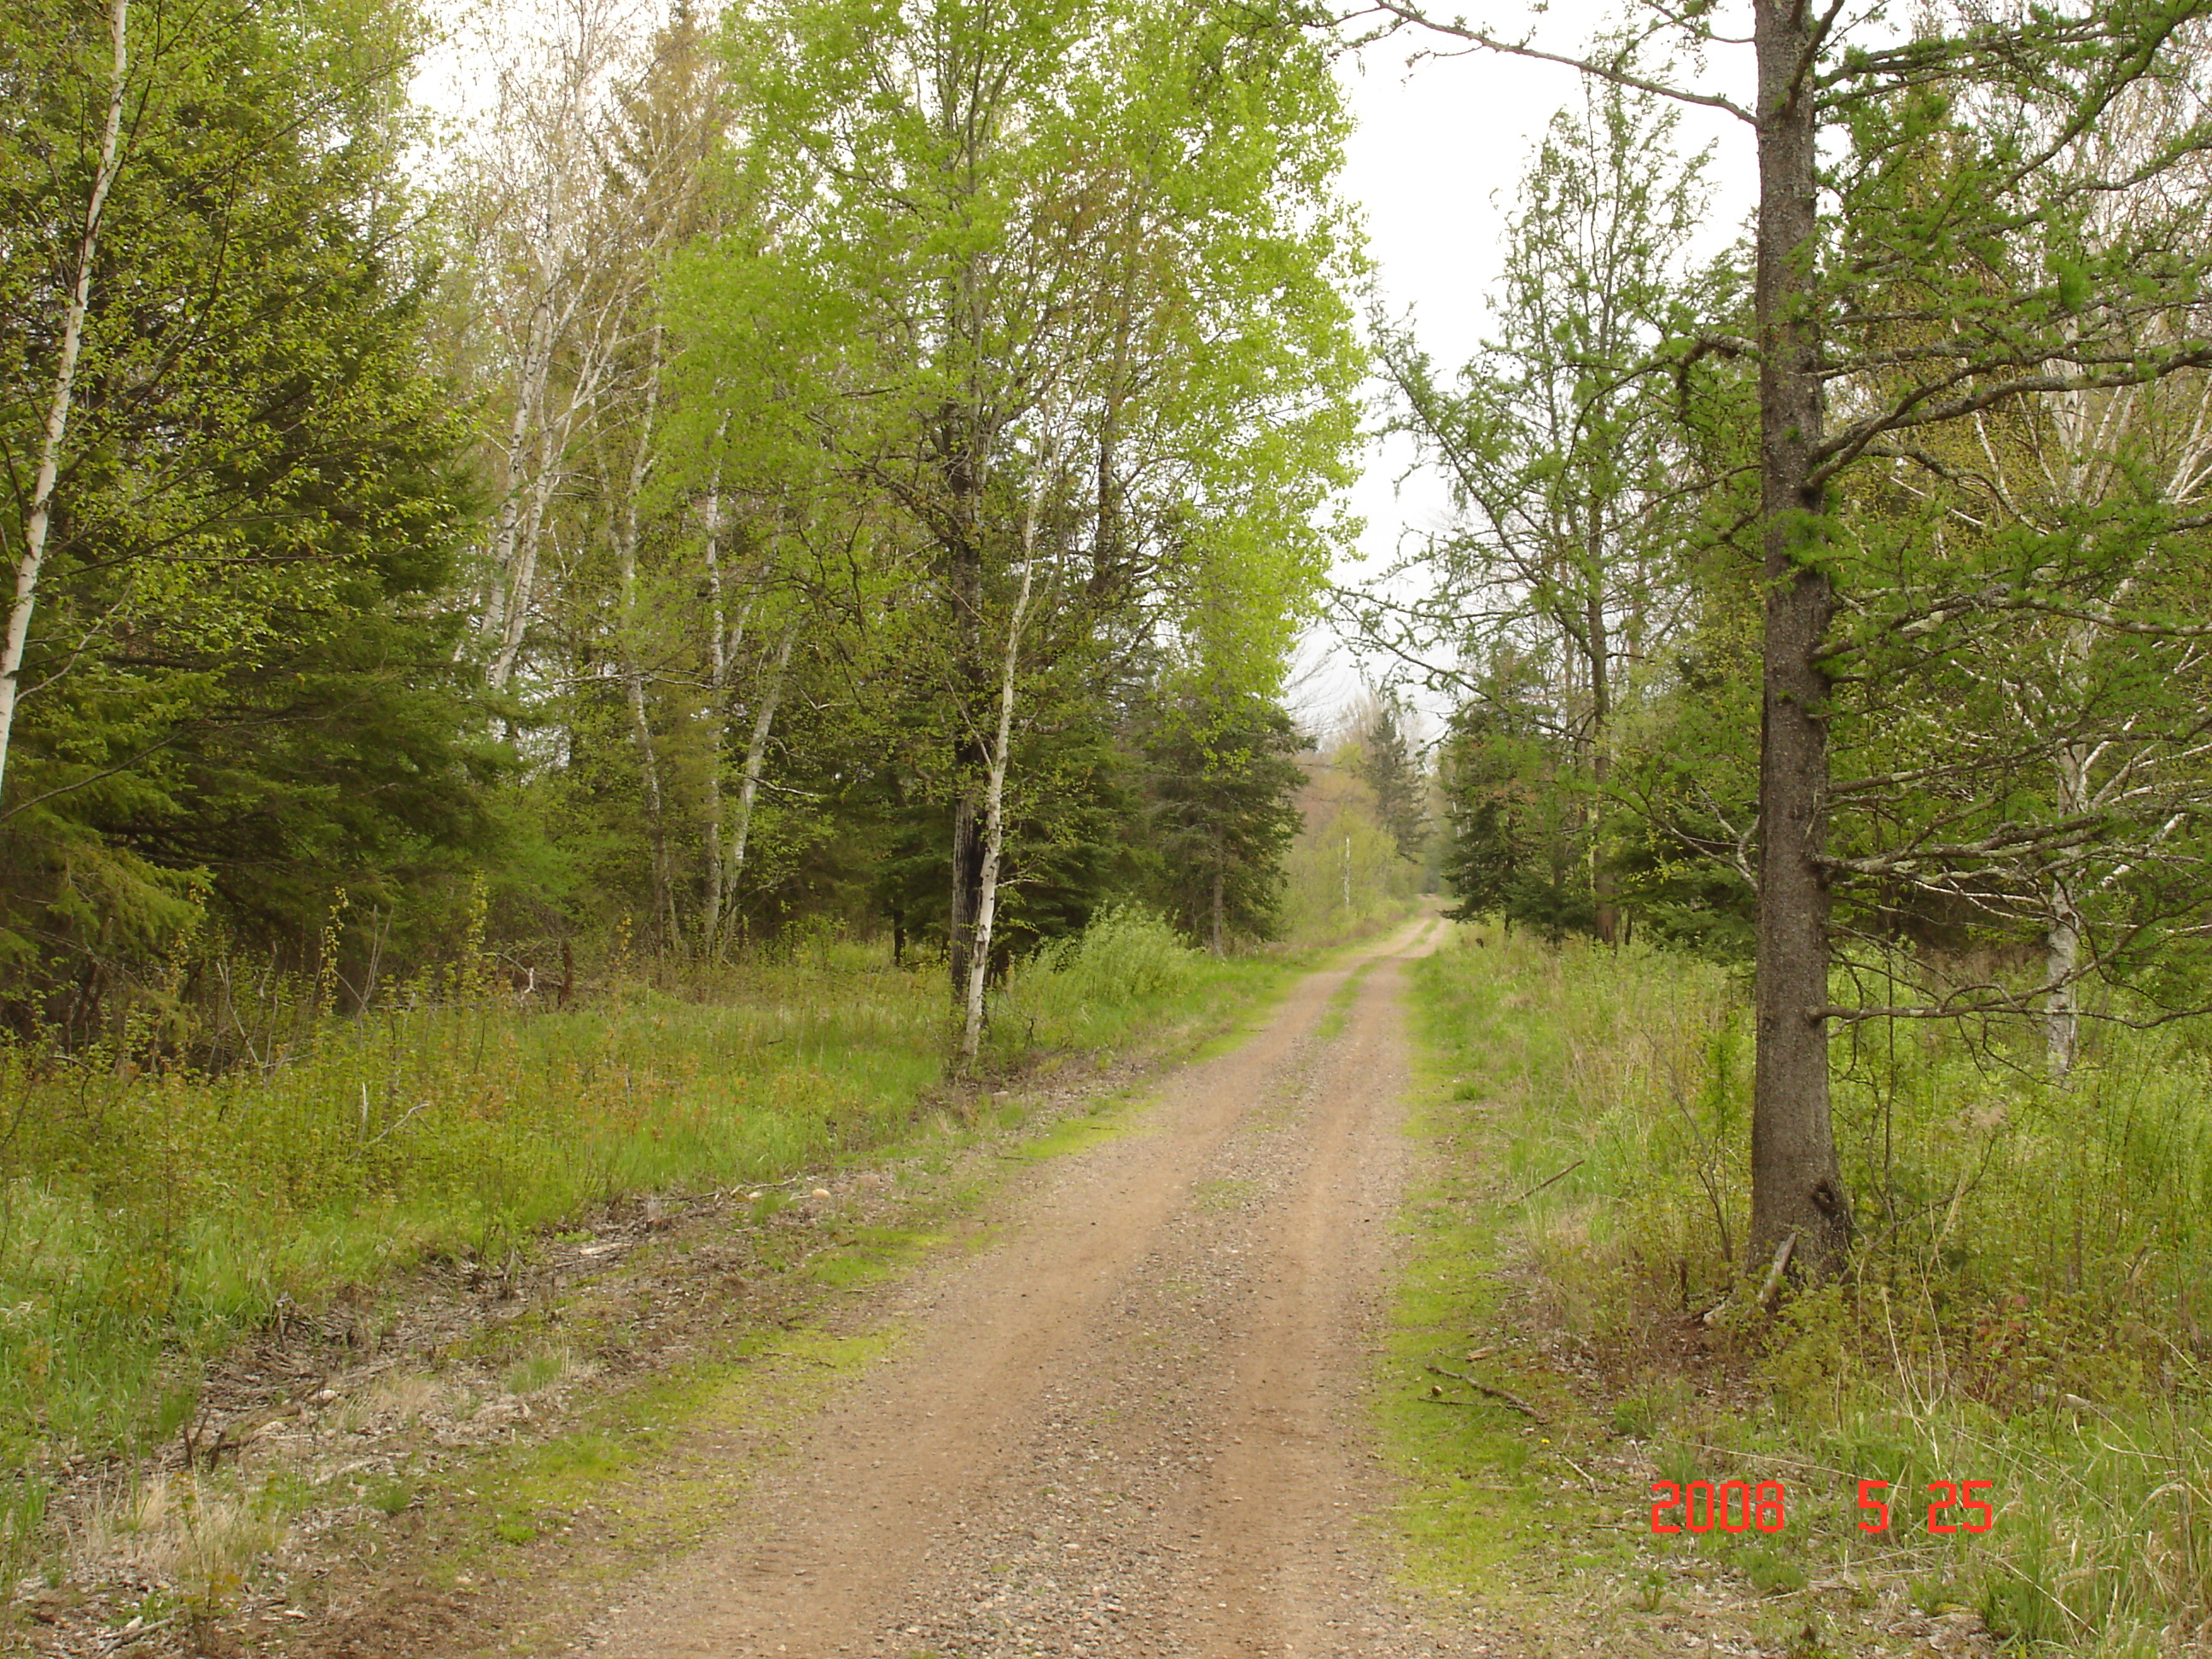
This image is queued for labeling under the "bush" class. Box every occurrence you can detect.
[995,906,1201,1054]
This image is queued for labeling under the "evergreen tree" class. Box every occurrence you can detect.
[1140,690,1305,953]
[1352,697,1428,866]
[0,0,495,1023]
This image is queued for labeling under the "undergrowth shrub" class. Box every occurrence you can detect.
[1414,919,2212,1655]
[993,905,1202,1054]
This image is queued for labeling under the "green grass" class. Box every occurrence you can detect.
[1400,920,2212,1656]
[0,913,1295,1576]
[1377,1076,1626,1609]
[1313,959,1376,1042]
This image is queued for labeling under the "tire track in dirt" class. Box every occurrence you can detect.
[578,914,1512,1659]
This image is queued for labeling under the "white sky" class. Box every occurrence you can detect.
[1306,3,1761,731]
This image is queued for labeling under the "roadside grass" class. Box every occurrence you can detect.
[1395,920,2212,1657]
[420,1317,902,1614]
[0,909,1301,1591]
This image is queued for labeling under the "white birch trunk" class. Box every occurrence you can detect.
[0,0,130,810]
[477,298,553,661]
[2045,881,2082,1077]
[614,335,672,941]
[700,470,736,949]
[488,456,560,690]
[956,472,1051,1072]
[2029,369,2212,1074]
[2045,719,2093,1076]
[720,625,794,939]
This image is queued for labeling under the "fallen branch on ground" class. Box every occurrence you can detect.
[1423,1364,1545,1421]
[1508,1158,1584,1204]
[1697,1232,1799,1326]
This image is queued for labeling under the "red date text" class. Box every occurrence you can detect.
[1649,1479,1787,1534]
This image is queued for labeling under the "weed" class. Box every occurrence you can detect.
[493,1514,538,1545]
[1609,1377,1687,1441]
[1908,1575,1965,1615]
[73,1475,275,1611]
[1190,1178,1255,1214]
[507,1348,570,1396]
[1736,1543,1807,1597]
[1653,1440,1703,1489]
[364,1477,413,1516]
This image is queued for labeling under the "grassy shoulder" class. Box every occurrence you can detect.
[0,911,1307,1608]
[1385,922,2212,1659]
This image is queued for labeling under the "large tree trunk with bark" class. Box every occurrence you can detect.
[1749,0,1852,1277]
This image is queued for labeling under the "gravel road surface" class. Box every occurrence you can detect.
[579,916,1508,1659]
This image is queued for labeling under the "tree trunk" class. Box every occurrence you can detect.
[614,334,675,946]
[700,466,735,951]
[486,263,632,694]
[957,480,1046,1073]
[1209,858,1225,958]
[723,626,795,934]
[949,771,983,1004]
[943,419,988,1009]
[2045,733,2090,1077]
[489,452,560,691]
[2045,879,2081,1078]
[478,299,551,667]
[1749,0,1851,1276]
[1586,573,1617,946]
[0,0,129,811]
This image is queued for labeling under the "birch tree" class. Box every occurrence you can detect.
[447,0,710,694]
[717,0,1364,1051]
[0,0,128,812]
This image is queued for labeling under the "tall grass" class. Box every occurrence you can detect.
[0,916,1269,1578]
[0,945,938,1466]
[990,904,1206,1056]
[1412,923,2212,1655]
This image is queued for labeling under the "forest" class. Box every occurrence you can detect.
[5,0,2212,1649]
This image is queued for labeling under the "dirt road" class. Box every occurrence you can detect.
[568,915,1515,1659]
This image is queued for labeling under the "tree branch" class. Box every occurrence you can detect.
[1352,2,1755,125]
